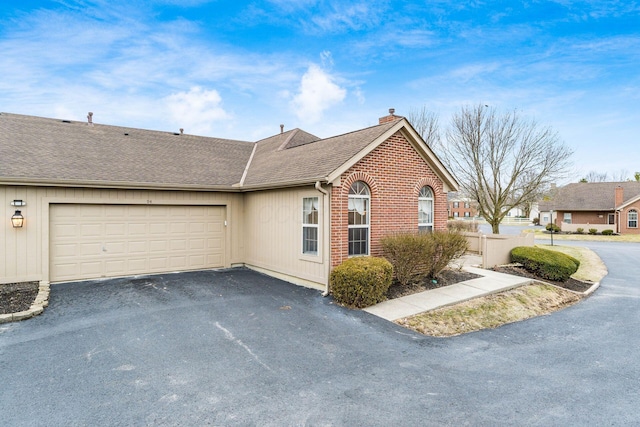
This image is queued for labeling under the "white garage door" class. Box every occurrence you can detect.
[50,204,225,282]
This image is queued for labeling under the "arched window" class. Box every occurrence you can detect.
[418,186,434,232]
[629,209,638,228]
[348,181,370,255]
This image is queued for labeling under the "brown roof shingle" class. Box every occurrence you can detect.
[539,182,640,211]
[242,120,400,187]
[1,113,450,192]
[0,112,254,189]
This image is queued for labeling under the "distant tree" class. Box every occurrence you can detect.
[611,169,630,182]
[407,106,441,152]
[580,171,609,182]
[635,172,640,182]
[439,105,573,234]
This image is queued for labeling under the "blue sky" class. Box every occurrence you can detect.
[1,0,638,181]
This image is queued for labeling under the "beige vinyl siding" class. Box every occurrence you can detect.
[243,186,329,289]
[1,185,244,285]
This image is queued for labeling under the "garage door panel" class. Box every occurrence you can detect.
[81,224,102,237]
[149,257,168,269]
[80,261,102,276]
[80,243,102,256]
[150,223,168,234]
[128,223,147,235]
[128,241,148,253]
[105,223,126,236]
[50,204,225,282]
[149,240,168,252]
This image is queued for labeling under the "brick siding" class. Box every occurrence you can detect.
[330,131,448,267]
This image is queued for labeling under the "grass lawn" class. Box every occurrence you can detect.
[396,245,606,337]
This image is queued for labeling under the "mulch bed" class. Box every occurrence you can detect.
[0,281,39,315]
[492,265,594,293]
[387,269,483,299]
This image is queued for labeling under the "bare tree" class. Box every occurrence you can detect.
[407,106,442,154]
[611,169,630,182]
[441,105,573,234]
[580,171,609,182]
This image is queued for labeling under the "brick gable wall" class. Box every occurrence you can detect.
[620,201,640,234]
[330,131,448,267]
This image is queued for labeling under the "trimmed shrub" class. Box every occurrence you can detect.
[588,228,598,235]
[576,227,585,234]
[381,231,468,285]
[532,217,540,225]
[330,257,393,308]
[511,246,580,282]
[546,223,560,233]
[602,229,614,235]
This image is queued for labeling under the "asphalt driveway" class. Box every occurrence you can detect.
[1,244,639,426]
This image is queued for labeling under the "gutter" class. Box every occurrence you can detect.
[315,181,331,297]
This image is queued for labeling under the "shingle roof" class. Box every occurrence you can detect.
[242,120,400,187]
[1,112,454,192]
[539,182,640,211]
[0,112,254,189]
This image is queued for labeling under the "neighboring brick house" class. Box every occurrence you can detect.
[1,110,458,292]
[538,182,640,234]
[447,193,478,219]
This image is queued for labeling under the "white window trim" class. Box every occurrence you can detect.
[299,194,323,263]
[302,197,319,256]
[628,209,638,228]
[419,186,434,232]
[348,183,370,256]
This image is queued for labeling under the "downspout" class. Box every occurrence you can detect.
[315,181,331,296]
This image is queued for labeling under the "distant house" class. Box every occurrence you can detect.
[447,193,478,219]
[1,110,458,290]
[538,182,640,234]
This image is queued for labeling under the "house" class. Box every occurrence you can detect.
[538,182,640,234]
[447,193,478,219]
[1,110,458,292]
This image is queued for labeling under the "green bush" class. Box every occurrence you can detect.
[330,257,393,308]
[511,246,580,282]
[588,228,598,235]
[532,217,540,225]
[381,231,468,285]
[546,223,560,233]
[576,227,584,234]
[602,229,614,235]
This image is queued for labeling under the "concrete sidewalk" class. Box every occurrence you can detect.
[363,254,532,321]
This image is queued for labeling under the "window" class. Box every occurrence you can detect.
[608,213,615,225]
[464,212,470,217]
[348,181,370,256]
[564,213,572,224]
[464,202,470,209]
[629,209,638,228]
[453,212,459,217]
[453,201,459,208]
[419,186,434,232]
[302,197,319,255]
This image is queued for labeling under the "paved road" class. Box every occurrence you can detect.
[1,244,639,426]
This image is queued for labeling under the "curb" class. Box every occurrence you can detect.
[0,283,50,324]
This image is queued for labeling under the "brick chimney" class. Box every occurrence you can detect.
[615,185,624,207]
[379,108,400,124]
